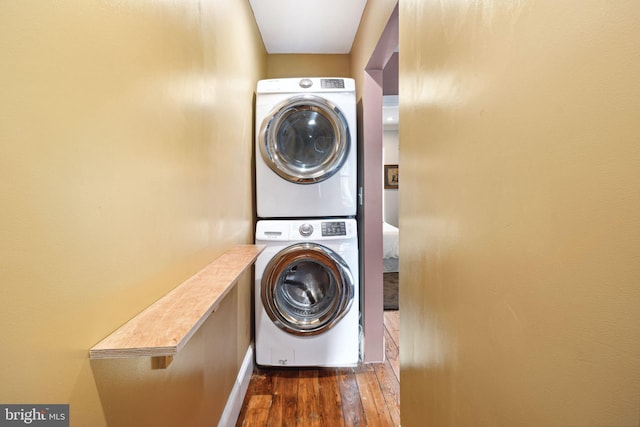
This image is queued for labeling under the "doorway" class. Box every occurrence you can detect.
[360,2,398,363]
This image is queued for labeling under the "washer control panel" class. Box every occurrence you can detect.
[321,221,347,236]
[256,219,356,241]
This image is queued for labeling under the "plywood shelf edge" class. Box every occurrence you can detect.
[89,244,264,366]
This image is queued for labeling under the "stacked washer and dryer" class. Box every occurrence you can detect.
[254,77,360,367]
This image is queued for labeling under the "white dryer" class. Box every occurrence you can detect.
[255,218,359,367]
[255,77,357,218]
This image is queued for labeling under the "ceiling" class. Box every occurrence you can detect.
[249,0,368,54]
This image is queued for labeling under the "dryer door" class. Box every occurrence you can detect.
[261,243,354,336]
[259,95,350,184]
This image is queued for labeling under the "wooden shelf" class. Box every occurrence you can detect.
[89,244,264,367]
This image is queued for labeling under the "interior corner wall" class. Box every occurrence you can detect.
[266,54,351,78]
[400,0,640,425]
[350,0,399,99]
[0,1,266,426]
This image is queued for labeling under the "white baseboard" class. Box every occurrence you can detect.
[218,345,255,427]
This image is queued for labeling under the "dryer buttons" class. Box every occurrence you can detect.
[299,223,314,237]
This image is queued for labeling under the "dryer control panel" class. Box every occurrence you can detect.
[321,78,345,89]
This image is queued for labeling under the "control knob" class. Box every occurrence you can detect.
[299,223,314,237]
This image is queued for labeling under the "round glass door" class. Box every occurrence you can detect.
[261,243,354,336]
[259,95,350,184]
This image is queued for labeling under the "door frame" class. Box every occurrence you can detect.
[360,3,398,362]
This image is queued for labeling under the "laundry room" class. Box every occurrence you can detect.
[4,1,640,427]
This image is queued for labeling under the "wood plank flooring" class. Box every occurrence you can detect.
[236,311,400,427]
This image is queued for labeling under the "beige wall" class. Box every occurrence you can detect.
[267,54,350,78]
[0,1,266,426]
[400,1,640,426]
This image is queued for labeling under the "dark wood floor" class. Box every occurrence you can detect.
[235,311,400,427]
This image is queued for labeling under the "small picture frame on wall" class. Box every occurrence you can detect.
[384,164,399,189]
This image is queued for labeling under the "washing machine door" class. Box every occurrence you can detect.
[261,243,355,336]
[259,95,350,184]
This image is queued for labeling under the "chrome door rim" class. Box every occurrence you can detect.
[259,95,350,184]
[261,243,354,336]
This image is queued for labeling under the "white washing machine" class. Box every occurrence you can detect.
[255,77,357,218]
[255,218,359,367]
